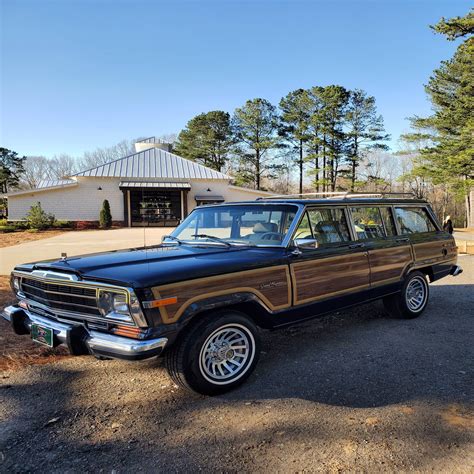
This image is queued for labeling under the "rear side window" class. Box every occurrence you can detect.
[394,207,436,234]
[350,207,386,240]
[307,208,351,245]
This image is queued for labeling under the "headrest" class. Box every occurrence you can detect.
[253,222,278,233]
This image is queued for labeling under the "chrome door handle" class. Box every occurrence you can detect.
[396,238,410,243]
[349,243,365,249]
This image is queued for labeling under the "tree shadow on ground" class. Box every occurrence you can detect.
[1,282,472,472]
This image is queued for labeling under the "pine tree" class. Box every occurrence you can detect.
[279,89,313,193]
[174,111,234,172]
[345,90,390,191]
[232,98,281,190]
[0,148,26,193]
[404,9,474,225]
[311,86,350,192]
[27,202,55,230]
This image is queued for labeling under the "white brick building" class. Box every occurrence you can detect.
[7,139,270,226]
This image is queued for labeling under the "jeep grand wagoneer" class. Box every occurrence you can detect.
[3,193,462,394]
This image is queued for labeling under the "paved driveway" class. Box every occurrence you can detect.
[1,255,472,472]
[0,228,174,275]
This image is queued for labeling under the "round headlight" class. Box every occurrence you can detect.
[13,277,20,291]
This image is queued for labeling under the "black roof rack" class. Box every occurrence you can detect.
[256,192,416,200]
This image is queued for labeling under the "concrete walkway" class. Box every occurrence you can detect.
[0,228,174,275]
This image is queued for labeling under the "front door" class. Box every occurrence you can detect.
[290,207,370,306]
[129,189,182,227]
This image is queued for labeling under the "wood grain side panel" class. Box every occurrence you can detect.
[413,241,445,261]
[368,245,413,286]
[291,253,370,305]
[152,265,291,324]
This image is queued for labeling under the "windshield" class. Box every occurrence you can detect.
[169,204,298,246]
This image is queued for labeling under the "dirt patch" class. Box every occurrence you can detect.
[0,276,69,371]
[0,230,65,248]
[441,405,474,430]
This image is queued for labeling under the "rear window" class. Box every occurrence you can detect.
[350,207,386,240]
[350,207,397,240]
[394,207,436,234]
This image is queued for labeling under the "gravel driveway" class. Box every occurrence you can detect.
[1,255,473,473]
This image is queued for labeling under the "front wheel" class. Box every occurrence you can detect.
[383,271,430,319]
[165,311,261,395]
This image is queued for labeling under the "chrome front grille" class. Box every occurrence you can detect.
[21,277,101,316]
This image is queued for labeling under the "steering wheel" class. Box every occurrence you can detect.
[294,229,312,239]
[259,232,284,242]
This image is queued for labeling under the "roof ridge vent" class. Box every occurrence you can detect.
[135,137,172,153]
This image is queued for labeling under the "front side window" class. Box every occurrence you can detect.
[351,207,386,240]
[171,204,297,246]
[395,207,436,234]
[294,208,351,245]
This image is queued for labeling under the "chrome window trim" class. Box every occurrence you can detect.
[289,204,354,247]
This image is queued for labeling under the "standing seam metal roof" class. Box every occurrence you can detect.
[73,148,231,180]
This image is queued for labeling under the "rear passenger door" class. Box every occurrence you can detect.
[393,206,456,268]
[349,206,413,288]
[290,207,370,305]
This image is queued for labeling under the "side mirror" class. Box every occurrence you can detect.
[293,238,318,250]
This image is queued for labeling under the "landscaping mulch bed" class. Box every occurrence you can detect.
[0,276,69,371]
[0,229,65,248]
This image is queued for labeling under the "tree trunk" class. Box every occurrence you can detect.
[299,139,303,194]
[314,144,319,193]
[322,136,327,192]
[256,149,261,190]
[465,180,473,228]
[350,137,358,192]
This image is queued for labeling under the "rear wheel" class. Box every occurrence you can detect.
[383,271,429,319]
[165,311,261,395]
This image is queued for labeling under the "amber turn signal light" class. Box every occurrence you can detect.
[112,325,145,339]
[142,297,178,309]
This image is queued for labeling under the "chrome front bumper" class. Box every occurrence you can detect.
[2,305,167,361]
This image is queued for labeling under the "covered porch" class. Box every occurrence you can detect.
[120,181,190,227]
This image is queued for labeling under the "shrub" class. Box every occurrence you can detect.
[0,218,7,226]
[0,225,17,233]
[15,221,29,230]
[99,200,112,229]
[53,220,73,229]
[27,202,55,230]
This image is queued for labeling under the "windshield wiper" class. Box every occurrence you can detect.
[191,234,232,247]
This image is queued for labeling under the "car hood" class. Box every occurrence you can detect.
[14,244,289,288]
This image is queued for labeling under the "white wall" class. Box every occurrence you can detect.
[8,177,124,221]
[8,177,273,223]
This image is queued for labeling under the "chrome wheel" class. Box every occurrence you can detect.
[199,324,255,385]
[405,276,427,312]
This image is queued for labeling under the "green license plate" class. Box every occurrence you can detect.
[31,323,54,347]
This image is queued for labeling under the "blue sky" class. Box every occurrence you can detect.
[0,0,470,157]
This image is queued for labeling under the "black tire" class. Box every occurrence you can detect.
[383,271,430,319]
[164,310,261,396]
